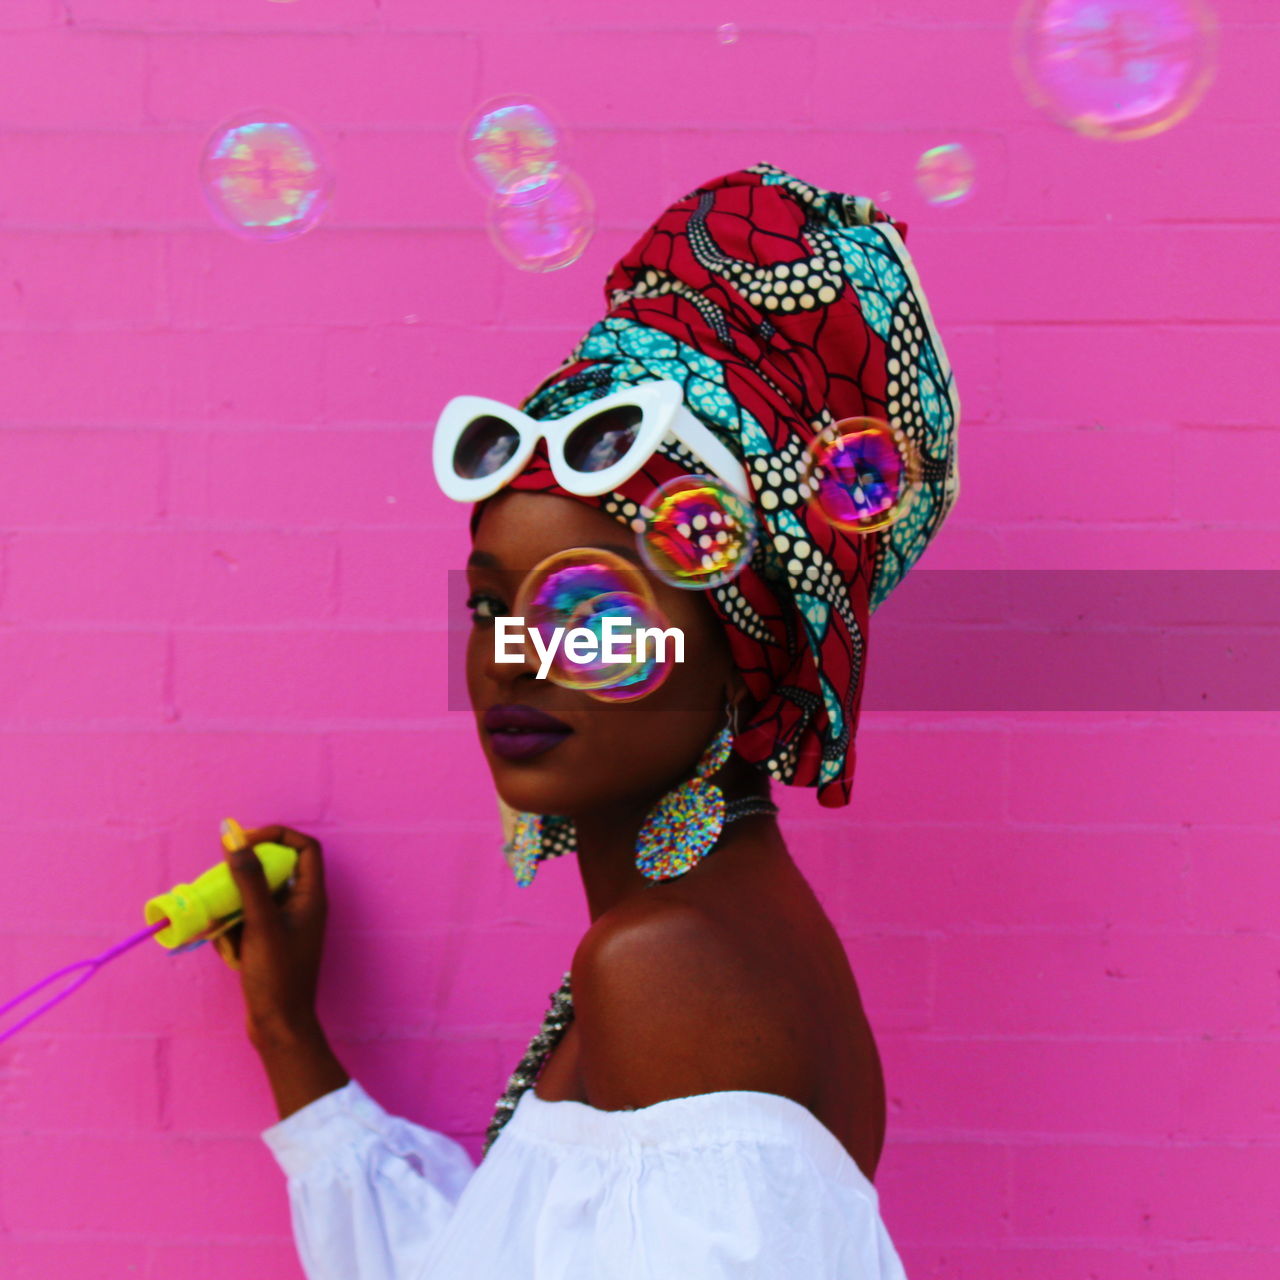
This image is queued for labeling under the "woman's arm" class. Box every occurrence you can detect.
[258,1074,477,1280]
[215,829,476,1280]
[250,1016,351,1122]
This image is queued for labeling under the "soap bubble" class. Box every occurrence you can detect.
[198,108,333,242]
[514,548,670,693]
[638,475,759,590]
[801,418,922,533]
[461,95,565,200]
[515,549,645,634]
[717,23,741,44]
[915,143,977,204]
[574,591,675,702]
[549,590,646,693]
[486,167,595,271]
[1013,0,1219,140]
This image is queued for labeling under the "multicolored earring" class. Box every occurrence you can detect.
[634,721,735,883]
[500,796,577,889]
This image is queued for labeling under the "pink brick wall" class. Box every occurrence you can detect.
[1,2,1276,1277]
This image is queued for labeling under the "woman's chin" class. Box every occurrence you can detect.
[490,764,585,818]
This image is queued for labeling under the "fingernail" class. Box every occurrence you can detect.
[220,817,247,852]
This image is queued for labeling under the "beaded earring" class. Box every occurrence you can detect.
[499,699,743,888]
[500,795,577,889]
[633,720,736,882]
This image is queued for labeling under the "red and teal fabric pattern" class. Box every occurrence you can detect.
[488,161,962,809]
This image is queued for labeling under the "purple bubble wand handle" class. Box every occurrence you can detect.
[0,918,170,1047]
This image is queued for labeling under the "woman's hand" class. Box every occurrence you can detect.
[212,824,330,1045]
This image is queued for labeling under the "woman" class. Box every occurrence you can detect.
[217,162,961,1278]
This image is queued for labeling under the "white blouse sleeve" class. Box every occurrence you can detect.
[259,1078,476,1280]
[260,1081,910,1280]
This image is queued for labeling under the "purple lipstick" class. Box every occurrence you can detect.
[483,704,573,761]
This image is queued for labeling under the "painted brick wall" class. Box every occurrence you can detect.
[0,2,1276,1277]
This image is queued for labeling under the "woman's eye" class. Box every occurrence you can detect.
[465,592,505,623]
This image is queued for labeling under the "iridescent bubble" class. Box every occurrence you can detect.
[198,109,333,242]
[915,143,977,204]
[801,418,922,534]
[575,592,675,703]
[516,549,643,632]
[460,95,565,200]
[717,23,741,44]
[547,590,645,692]
[486,167,595,272]
[638,475,759,590]
[1013,0,1219,140]
[514,548,663,692]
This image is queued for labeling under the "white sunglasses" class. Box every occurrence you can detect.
[432,378,751,503]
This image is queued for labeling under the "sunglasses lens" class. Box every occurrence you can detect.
[455,415,521,479]
[563,405,643,474]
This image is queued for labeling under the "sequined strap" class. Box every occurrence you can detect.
[723,795,779,823]
[482,969,574,1158]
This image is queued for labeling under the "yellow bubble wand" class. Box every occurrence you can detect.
[0,819,297,1046]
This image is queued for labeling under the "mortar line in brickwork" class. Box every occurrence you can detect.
[882,1031,1258,1043]
[319,734,334,823]
[979,1134,1279,1154]
[328,541,343,622]
[155,1034,171,1132]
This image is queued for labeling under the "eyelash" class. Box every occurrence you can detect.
[465,592,506,623]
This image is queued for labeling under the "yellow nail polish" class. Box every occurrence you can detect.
[220,817,248,854]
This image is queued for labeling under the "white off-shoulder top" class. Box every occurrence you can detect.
[260,1076,910,1279]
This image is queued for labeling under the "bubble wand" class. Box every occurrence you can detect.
[0,818,297,1047]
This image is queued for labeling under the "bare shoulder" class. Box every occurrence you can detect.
[570,897,816,1112]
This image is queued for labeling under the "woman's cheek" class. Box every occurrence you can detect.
[464,629,484,698]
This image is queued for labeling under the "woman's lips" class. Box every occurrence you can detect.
[483,704,573,761]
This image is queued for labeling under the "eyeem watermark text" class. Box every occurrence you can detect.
[448,569,1280,711]
[494,616,685,679]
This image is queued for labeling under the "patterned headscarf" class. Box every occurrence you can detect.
[479,162,961,808]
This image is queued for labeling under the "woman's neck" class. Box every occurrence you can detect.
[569,755,773,922]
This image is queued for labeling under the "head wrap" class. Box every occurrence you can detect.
[478,162,961,808]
